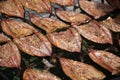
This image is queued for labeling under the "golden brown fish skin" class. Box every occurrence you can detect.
[56,9,91,25]
[59,58,106,80]
[50,0,74,6]
[100,17,120,32]
[47,28,82,52]
[79,0,114,19]
[89,50,120,75]
[0,41,21,68]
[0,33,10,43]
[0,0,24,18]
[1,19,37,38]
[13,32,52,57]
[44,0,52,13]
[20,0,52,13]
[23,69,61,80]
[73,21,112,44]
[29,14,69,33]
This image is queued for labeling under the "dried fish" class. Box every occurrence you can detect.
[59,58,105,80]
[47,28,82,52]
[0,33,10,43]
[1,19,37,38]
[0,41,21,68]
[23,69,61,80]
[30,14,69,33]
[74,21,112,44]
[89,50,120,75]
[56,10,91,25]
[0,0,24,17]
[79,0,114,19]
[14,32,52,57]
[20,0,52,13]
[100,17,120,32]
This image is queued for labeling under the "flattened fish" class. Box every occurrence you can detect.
[1,19,37,38]
[47,28,82,52]
[20,0,52,13]
[13,32,52,57]
[0,41,21,68]
[30,14,69,33]
[74,21,112,44]
[89,50,120,75]
[59,58,105,80]
[0,33,10,43]
[100,17,120,32]
[23,69,61,80]
[0,0,24,17]
[50,0,74,6]
[56,10,91,25]
[79,0,114,19]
